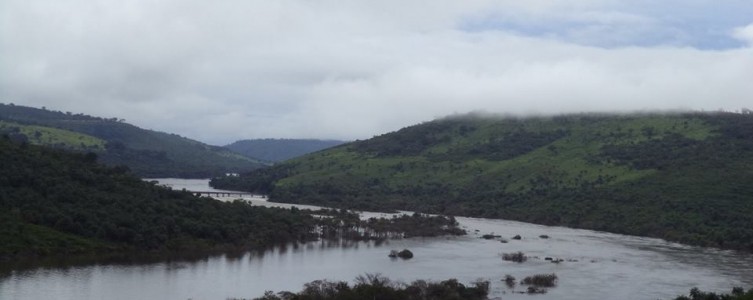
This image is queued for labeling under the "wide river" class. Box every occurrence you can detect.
[1,179,751,300]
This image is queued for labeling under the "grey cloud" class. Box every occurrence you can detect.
[1,0,752,145]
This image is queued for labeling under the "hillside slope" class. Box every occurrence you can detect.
[0,120,106,150]
[225,138,346,162]
[0,136,316,260]
[212,112,753,251]
[0,103,266,177]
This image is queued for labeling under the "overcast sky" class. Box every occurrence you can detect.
[2,1,752,145]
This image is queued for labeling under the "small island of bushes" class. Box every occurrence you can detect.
[243,274,489,300]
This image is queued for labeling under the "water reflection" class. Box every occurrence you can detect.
[2,209,752,300]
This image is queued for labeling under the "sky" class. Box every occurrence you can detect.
[1,1,752,145]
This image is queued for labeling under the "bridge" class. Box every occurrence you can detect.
[191,191,264,198]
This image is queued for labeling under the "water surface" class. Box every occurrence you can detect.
[2,179,751,300]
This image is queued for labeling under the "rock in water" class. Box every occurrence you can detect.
[397,249,413,259]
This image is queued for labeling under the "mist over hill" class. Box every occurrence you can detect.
[225,139,346,163]
[212,112,753,252]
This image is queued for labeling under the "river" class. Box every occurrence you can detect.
[1,179,751,300]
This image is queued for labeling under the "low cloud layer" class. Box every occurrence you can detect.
[1,1,752,144]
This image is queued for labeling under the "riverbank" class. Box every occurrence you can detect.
[3,211,752,300]
[4,178,737,300]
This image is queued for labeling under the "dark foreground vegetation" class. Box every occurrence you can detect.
[244,274,490,300]
[241,273,565,299]
[0,135,317,259]
[213,112,753,252]
[670,287,753,300]
[0,136,463,261]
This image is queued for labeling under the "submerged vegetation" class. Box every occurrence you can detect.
[388,249,414,259]
[521,274,558,288]
[314,210,465,241]
[501,251,527,263]
[503,275,516,289]
[213,112,753,252]
[248,274,490,300]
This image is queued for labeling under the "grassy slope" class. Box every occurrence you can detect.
[274,115,712,196]
[213,112,753,251]
[59,119,264,176]
[0,103,266,177]
[0,120,106,150]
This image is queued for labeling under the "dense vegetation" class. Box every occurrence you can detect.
[0,136,321,259]
[521,274,557,288]
[0,103,266,177]
[0,137,464,260]
[315,210,465,240]
[671,287,753,300]
[501,251,527,263]
[247,274,490,300]
[212,112,753,252]
[226,138,346,162]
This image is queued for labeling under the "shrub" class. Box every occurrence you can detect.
[501,251,527,263]
[527,286,547,294]
[503,275,516,289]
[670,287,753,300]
[251,274,490,300]
[522,274,557,287]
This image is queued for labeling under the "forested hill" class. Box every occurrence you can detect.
[225,138,346,162]
[0,103,266,177]
[0,136,317,260]
[212,112,753,252]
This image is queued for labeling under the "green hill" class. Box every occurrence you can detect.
[225,138,346,162]
[0,120,106,150]
[0,136,317,260]
[0,103,266,177]
[211,112,753,252]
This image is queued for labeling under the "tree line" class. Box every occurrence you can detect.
[211,113,753,252]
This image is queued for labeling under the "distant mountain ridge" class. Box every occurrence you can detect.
[212,112,753,252]
[225,138,346,162]
[0,103,267,177]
